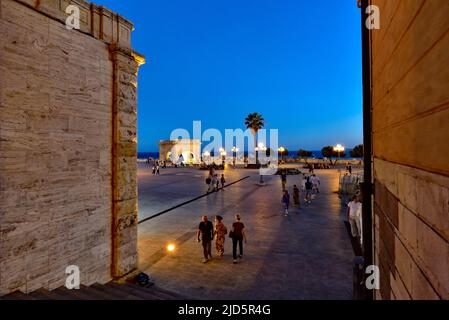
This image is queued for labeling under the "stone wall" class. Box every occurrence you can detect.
[370,0,449,299]
[0,0,144,295]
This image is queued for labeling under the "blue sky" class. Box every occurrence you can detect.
[95,0,363,152]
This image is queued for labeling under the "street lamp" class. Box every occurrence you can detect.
[333,144,345,164]
[257,143,267,185]
[219,148,226,166]
[231,146,239,166]
[278,147,286,164]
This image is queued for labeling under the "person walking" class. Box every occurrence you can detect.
[311,174,320,194]
[205,175,212,193]
[280,170,287,191]
[230,214,247,264]
[220,174,226,190]
[300,174,307,192]
[282,190,290,216]
[293,185,300,207]
[197,215,214,263]
[347,195,362,240]
[305,176,313,203]
[156,162,160,174]
[214,215,227,258]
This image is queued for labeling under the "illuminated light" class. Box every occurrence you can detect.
[167,244,175,252]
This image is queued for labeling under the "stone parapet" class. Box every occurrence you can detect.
[14,0,133,48]
[373,158,449,300]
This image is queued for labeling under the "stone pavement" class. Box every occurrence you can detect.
[137,166,354,299]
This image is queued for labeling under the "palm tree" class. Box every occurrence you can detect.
[244,112,265,164]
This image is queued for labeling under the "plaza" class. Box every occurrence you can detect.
[137,164,354,299]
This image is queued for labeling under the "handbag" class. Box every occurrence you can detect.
[229,231,234,238]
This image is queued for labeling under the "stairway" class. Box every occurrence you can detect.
[1,281,186,300]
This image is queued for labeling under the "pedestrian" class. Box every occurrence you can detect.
[214,215,227,258]
[347,196,362,240]
[220,174,226,189]
[300,174,306,192]
[205,175,212,193]
[305,176,313,203]
[293,185,300,207]
[152,164,156,175]
[156,162,160,174]
[229,214,247,264]
[311,174,320,194]
[197,215,214,263]
[280,170,287,191]
[348,164,352,175]
[213,174,219,191]
[281,190,290,216]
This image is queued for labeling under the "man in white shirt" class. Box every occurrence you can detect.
[347,195,362,238]
[311,174,320,194]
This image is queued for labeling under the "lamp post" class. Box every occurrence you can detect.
[333,144,345,164]
[257,143,267,185]
[231,146,239,166]
[278,147,286,164]
[219,148,226,167]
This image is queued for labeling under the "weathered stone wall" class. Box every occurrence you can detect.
[370,0,449,299]
[0,0,143,295]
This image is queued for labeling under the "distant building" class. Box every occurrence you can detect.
[159,139,201,165]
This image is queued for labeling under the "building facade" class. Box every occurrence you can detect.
[159,139,201,165]
[370,0,449,299]
[0,0,144,294]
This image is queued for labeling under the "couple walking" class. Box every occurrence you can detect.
[197,214,247,264]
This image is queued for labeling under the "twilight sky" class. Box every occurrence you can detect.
[95,0,363,152]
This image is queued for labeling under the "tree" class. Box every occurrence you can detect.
[321,146,346,160]
[350,144,364,158]
[244,112,265,164]
[297,149,312,159]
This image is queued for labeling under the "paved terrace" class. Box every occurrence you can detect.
[137,164,354,299]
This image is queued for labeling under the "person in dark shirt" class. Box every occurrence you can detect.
[305,177,313,204]
[197,215,214,263]
[230,214,247,264]
[280,170,287,191]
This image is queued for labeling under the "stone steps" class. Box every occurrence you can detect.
[1,281,185,300]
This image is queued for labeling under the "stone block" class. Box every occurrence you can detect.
[398,204,418,251]
[416,178,449,241]
[416,219,449,297]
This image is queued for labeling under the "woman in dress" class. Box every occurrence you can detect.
[214,215,227,258]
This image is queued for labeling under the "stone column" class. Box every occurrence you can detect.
[109,44,145,278]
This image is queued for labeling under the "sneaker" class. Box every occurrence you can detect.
[203,259,208,263]
[238,255,242,259]
[233,260,237,264]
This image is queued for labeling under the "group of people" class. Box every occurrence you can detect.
[151,161,161,175]
[197,214,247,264]
[205,168,226,192]
[280,171,321,216]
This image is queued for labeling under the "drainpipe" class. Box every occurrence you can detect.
[360,0,374,300]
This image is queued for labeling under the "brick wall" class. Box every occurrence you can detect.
[370,0,449,299]
[0,0,144,295]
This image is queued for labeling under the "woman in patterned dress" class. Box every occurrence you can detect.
[214,215,227,257]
